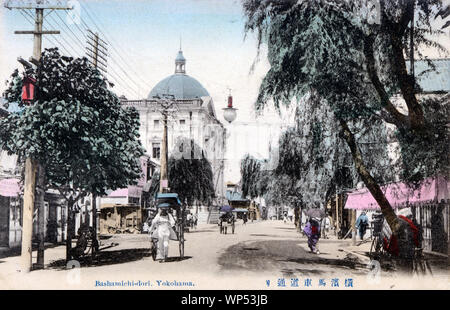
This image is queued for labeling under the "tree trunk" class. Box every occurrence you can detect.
[92,194,97,257]
[390,31,425,130]
[36,163,46,268]
[294,205,299,228]
[298,204,303,233]
[66,198,74,261]
[339,119,401,234]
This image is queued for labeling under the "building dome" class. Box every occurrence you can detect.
[148,50,210,100]
[148,74,210,100]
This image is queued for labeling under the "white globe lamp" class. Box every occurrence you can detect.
[223,94,237,123]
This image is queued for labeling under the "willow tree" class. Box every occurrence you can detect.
[1,48,145,259]
[242,0,449,234]
[149,138,215,210]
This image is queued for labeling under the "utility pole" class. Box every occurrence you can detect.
[86,29,108,75]
[152,94,176,193]
[86,30,108,248]
[160,110,169,192]
[4,0,73,272]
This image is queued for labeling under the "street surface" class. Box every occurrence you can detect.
[0,220,448,289]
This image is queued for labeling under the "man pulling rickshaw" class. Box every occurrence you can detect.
[149,204,177,262]
[149,193,185,262]
[219,205,235,234]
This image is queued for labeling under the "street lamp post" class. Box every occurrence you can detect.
[223,93,237,124]
[222,92,237,214]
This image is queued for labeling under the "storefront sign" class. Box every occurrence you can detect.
[0,178,20,197]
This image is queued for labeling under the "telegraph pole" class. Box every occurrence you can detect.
[152,94,176,193]
[4,0,73,272]
[160,110,169,192]
[86,29,108,74]
[86,30,108,247]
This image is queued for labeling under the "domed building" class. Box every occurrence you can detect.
[121,49,226,222]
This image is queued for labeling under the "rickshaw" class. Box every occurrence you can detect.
[218,205,235,234]
[70,223,99,260]
[150,193,185,260]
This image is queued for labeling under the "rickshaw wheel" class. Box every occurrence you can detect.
[151,238,157,261]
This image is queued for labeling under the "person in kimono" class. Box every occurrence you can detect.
[355,211,369,240]
[382,208,421,272]
[149,207,177,262]
[303,217,321,254]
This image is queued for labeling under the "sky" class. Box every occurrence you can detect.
[0,0,292,183]
[1,0,449,183]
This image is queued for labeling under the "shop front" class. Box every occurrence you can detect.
[100,186,143,234]
[0,178,22,248]
[345,176,449,254]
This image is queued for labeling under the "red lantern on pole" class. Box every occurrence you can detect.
[227,94,233,108]
[22,76,36,103]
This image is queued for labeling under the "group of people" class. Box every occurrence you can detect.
[186,211,198,229]
[302,208,422,264]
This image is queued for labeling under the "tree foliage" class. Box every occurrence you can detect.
[242,0,449,232]
[149,138,215,207]
[0,48,145,200]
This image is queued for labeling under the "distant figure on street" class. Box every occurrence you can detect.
[288,209,294,222]
[243,213,248,225]
[142,220,150,233]
[355,211,369,240]
[321,215,331,239]
[186,211,193,228]
[303,217,321,254]
[283,212,288,223]
[193,212,198,229]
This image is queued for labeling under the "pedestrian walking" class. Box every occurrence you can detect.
[243,213,248,225]
[355,211,369,240]
[321,215,331,239]
[186,211,193,229]
[193,212,198,229]
[303,217,321,254]
[288,208,294,222]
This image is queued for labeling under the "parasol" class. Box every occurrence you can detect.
[305,208,326,219]
[220,205,233,212]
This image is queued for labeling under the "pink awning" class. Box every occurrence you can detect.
[0,178,21,197]
[345,177,449,210]
[108,188,129,197]
[108,186,142,199]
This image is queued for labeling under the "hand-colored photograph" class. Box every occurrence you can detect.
[0,0,449,291]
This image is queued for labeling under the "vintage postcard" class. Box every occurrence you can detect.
[0,0,449,294]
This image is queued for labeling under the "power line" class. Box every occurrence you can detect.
[61,10,89,42]
[61,12,141,97]
[20,9,140,98]
[43,12,83,57]
[80,2,152,95]
[80,6,143,96]
[72,9,142,98]
[19,9,73,57]
[52,11,86,52]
